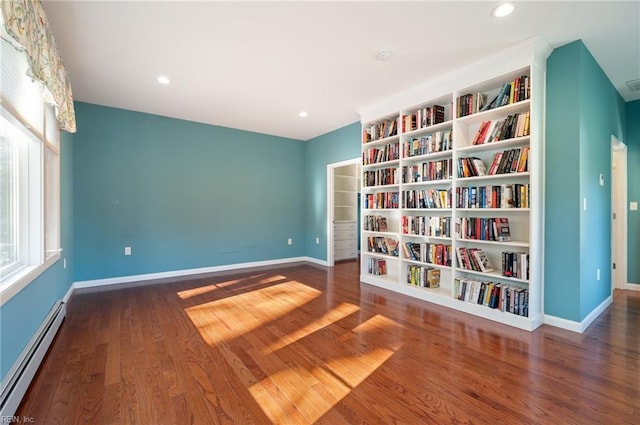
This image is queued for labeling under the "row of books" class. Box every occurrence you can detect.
[403,130,453,157]
[367,236,399,257]
[363,118,398,143]
[363,168,399,187]
[457,92,487,117]
[401,105,446,133]
[364,215,389,232]
[402,189,451,209]
[407,265,440,288]
[402,242,452,266]
[368,258,387,276]
[456,217,511,242]
[456,247,493,273]
[363,192,399,209]
[457,74,531,118]
[503,251,529,280]
[363,142,400,165]
[402,215,451,237]
[481,76,531,112]
[471,112,530,145]
[402,159,453,183]
[457,147,528,178]
[454,278,529,317]
[487,147,529,175]
[455,184,529,209]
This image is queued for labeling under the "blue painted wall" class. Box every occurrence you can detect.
[544,42,583,321]
[73,103,306,282]
[304,122,361,261]
[545,40,626,322]
[627,100,640,284]
[0,132,74,381]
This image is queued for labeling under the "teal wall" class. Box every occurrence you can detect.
[0,132,74,381]
[73,103,306,281]
[545,40,626,321]
[544,42,583,321]
[627,100,640,283]
[304,122,361,260]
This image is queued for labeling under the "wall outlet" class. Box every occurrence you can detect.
[316,237,320,244]
[597,268,600,281]
[631,202,638,211]
[287,238,292,245]
[124,246,132,256]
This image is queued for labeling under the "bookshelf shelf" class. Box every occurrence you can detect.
[402,179,453,187]
[362,159,400,169]
[456,208,530,212]
[456,238,529,248]
[402,120,454,138]
[456,172,530,183]
[359,38,550,331]
[457,268,529,284]
[363,134,399,148]
[457,136,530,153]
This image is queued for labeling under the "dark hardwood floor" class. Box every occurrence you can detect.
[16,260,640,424]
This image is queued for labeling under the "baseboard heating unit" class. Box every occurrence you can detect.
[0,300,66,418]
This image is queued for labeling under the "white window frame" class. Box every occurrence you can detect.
[0,37,61,306]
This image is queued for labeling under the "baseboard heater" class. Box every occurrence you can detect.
[0,300,66,418]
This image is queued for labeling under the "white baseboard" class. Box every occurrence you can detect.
[302,256,329,267]
[625,282,640,291]
[74,256,319,290]
[544,295,612,333]
[62,283,74,304]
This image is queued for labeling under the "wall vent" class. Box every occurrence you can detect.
[625,78,640,92]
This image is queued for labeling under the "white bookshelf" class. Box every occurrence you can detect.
[358,37,552,331]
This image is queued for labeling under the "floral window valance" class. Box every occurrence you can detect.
[1,0,76,133]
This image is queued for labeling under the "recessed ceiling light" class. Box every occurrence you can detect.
[298,111,308,118]
[375,50,393,61]
[157,76,170,85]
[491,3,514,18]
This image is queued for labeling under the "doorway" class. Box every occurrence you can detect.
[611,135,628,291]
[327,158,361,266]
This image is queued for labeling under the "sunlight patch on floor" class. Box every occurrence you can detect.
[249,314,401,424]
[184,279,322,345]
[263,302,360,354]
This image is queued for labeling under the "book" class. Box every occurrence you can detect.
[471,158,487,176]
[496,218,511,241]
[472,249,494,273]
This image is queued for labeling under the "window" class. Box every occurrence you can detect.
[0,35,61,303]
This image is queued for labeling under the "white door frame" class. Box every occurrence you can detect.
[327,158,360,267]
[611,135,628,291]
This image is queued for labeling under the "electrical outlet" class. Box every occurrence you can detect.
[316,237,320,244]
[124,246,132,255]
[631,202,638,211]
[287,238,292,245]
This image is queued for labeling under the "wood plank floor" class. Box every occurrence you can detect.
[16,260,640,424]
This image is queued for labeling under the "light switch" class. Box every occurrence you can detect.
[631,202,638,211]
[599,174,604,186]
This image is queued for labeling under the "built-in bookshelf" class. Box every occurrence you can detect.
[334,163,360,261]
[358,37,550,331]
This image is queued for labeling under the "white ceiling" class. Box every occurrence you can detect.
[42,1,640,141]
